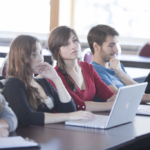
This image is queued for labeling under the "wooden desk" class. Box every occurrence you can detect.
[0,46,52,65]
[116,54,150,69]
[10,126,134,150]
[0,58,5,67]
[42,113,150,139]
[9,112,150,150]
[38,112,150,150]
[0,46,9,58]
[0,46,51,57]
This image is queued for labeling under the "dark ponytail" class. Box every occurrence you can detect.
[57,54,76,92]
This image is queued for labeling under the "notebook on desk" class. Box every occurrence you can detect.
[65,83,147,129]
[0,136,39,149]
[137,104,150,115]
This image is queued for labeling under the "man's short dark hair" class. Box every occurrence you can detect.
[87,24,119,54]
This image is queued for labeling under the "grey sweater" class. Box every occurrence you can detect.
[0,94,18,132]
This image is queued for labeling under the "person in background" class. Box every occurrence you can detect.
[47,26,116,112]
[87,24,150,103]
[0,93,17,137]
[2,35,94,128]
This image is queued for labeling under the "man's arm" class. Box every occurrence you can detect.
[141,94,150,103]
[108,83,150,103]
[109,58,137,85]
[108,85,118,94]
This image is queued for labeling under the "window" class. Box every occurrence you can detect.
[0,0,50,39]
[73,0,150,40]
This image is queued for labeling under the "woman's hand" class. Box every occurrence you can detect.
[36,62,59,80]
[67,111,95,121]
[0,119,9,136]
[44,111,95,124]
[0,128,9,137]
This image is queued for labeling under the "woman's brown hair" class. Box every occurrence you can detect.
[48,26,79,92]
[7,35,43,111]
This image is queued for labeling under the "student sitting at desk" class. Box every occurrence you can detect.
[2,35,94,128]
[47,26,116,111]
[0,93,17,136]
[87,24,150,103]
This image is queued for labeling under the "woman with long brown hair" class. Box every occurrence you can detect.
[2,35,94,128]
[47,26,116,112]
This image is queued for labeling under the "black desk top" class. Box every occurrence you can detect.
[116,54,150,68]
[9,112,150,150]
[117,54,150,63]
[41,113,150,140]
[10,126,134,150]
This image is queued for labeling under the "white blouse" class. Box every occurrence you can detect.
[43,96,54,109]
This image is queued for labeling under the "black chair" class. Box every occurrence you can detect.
[0,56,7,77]
[145,72,150,94]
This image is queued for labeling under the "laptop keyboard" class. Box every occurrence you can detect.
[66,115,108,128]
[91,115,108,125]
[137,105,150,115]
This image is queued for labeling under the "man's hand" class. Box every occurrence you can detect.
[109,58,123,75]
[109,58,137,85]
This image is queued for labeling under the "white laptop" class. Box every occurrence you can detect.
[65,82,147,129]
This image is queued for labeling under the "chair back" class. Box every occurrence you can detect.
[82,48,92,63]
[138,43,150,57]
